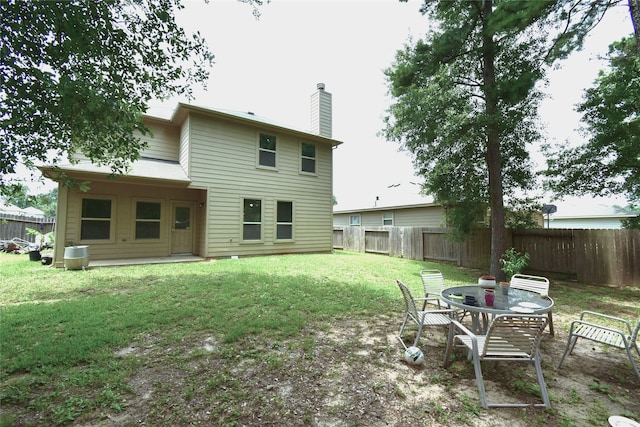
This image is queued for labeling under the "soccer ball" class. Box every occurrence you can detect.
[404,346,424,365]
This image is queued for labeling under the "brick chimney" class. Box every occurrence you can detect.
[311,83,332,138]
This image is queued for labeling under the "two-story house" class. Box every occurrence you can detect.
[40,84,342,267]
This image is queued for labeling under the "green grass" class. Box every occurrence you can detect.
[1,251,638,426]
[1,252,472,373]
[1,251,474,423]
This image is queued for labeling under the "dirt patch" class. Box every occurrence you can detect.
[64,312,640,427]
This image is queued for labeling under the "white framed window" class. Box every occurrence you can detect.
[258,133,277,168]
[243,198,262,241]
[349,215,361,226]
[300,142,316,174]
[135,201,162,240]
[80,197,114,241]
[276,200,294,240]
[382,212,394,226]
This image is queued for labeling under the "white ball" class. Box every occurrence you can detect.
[404,346,424,365]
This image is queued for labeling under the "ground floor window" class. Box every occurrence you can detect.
[243,199,262,240]
[349,215,361,226]
[135,201,161,239]
[276,201,293,240]
[81,198,112,240]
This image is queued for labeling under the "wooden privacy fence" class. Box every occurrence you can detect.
[333,226,639,286]
[0,214,55,243]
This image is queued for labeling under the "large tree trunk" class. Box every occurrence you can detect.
[482,0,507,281]
[630,0,640,54]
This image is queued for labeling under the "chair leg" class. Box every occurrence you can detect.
[443,322,455,367]
[623,345,640,378]
[397,314,410,350]
[413,322,424,348]
[557,335,578,369]
[472,353,488,408]
[534,350,551,408]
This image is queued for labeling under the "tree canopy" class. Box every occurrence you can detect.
[0,0,215,194]
[543,36,639,227]
[383,0,622,278]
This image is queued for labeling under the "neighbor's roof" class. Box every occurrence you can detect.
[334,202,441,215]
[0,203,45,218]
[550,203,636,220]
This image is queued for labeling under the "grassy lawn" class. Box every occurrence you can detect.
[1,251,638,426]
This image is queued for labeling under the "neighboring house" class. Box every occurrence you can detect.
[39,84,342,267]
[333,202,446,227]
[334,199,637,230]
[546,203,637,229]
[0,203,44,218]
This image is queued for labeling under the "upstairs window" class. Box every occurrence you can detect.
[243,198,262,240]
[276,201,293,240]
[259,133,277,168]
[382,212,394,226]
[135,201,161,239]
[81,198,112,240]
[301,142,316,174]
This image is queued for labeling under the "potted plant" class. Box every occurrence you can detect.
[500,248,530,282]
[25,227,54,262]
[25,227,44,261]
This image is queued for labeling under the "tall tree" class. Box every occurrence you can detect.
[0,0,219,195]
[543,36,639,226]
[630,0,640,53]
[383,0,618,279]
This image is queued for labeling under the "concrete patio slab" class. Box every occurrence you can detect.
[88,255,205,268]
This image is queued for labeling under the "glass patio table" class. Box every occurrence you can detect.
[440,285,554,334]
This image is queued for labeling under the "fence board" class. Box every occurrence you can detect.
[333,229,344,249]
[365,230,389,254]
[422,228,458,262]
[1,215,55,243]
[513,229,575,275]
[333,226,639,286]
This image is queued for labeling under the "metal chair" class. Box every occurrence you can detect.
[395,280,453,351]
[420,269,467,322]
[444,314,551,408]
[510,273,554,335]
[419,269,446,310]
[557,311,640,378]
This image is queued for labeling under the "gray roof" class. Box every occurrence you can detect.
[39,158,190,185]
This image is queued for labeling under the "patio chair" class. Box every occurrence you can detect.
[396,280,454,351]
[420,269,467,321]
[557,311,640,378]
[419,269,447,310]
[443,314,550,408]
[510,273,554,335]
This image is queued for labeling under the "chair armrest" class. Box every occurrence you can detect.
[570,319,631,337]
[579,311,633,333]
[451,319,476,338]
[450,320,481,355]
[423,308,456,317]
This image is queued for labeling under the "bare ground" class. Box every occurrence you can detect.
[43,312,638,427]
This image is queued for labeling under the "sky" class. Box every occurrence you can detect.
[148,0,633,212]
[149,0,435,210]
[24,0,635,213]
